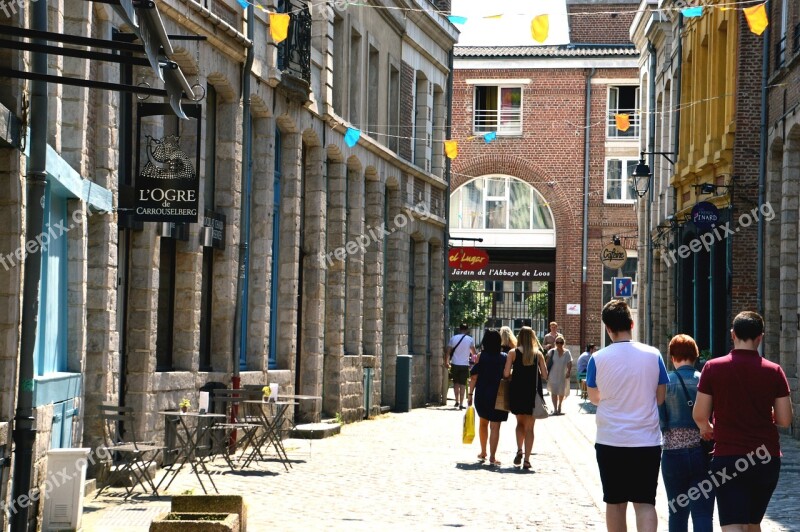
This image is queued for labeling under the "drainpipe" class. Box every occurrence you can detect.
[756,1,770,319]
[232,4,255,396]
[672,14,683,336]
[647,41,657,346]
[442,48,453,405]
[580,67,595,352]
[11,1,48,530]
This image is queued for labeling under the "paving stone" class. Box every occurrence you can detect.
[82,391,800,531]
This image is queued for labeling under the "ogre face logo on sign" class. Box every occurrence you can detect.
[141,135,195,181]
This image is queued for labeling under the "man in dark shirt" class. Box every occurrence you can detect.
[693,311,793,531]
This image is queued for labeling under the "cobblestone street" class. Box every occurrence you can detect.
[83,393,800,531]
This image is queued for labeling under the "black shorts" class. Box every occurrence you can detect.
[450,365,469,385]
[711,455,781,526]
[596,443,662,505]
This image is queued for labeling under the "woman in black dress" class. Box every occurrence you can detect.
[503,326,549,470]
[467,329,509,466]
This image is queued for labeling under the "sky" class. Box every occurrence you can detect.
[450,0,571,46]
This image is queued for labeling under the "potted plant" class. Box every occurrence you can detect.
[179,398,191,413]
[261,386,271,403]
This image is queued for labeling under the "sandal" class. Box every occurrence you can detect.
[523,461,532,470]
[513,450,523,466]
[477,454,487,462]
[489,458,502,466]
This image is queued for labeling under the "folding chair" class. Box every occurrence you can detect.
[96,404,163,498]
[209,389,262,470]
[577,371,588,403]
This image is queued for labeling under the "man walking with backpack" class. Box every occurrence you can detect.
[445,323,477,410]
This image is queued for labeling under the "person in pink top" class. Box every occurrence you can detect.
[693,311,793,532]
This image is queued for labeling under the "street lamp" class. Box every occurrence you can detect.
[632,157,652,198]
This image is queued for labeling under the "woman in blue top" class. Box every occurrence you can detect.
[468,329,508,466]
[659,334,714,532]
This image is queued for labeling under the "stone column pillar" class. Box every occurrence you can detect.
[211,100,243,373]
[299,144,326,421]
[382,185,408,407]
[364,178,385,411]
[324,160,346,415]
[345,165,364,356]
[780,147,798,373]
[277,132,302,370]
[429,243,445,403]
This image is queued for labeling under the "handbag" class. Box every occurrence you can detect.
[462,405,476,444]
[495,379,511,412]
[533,359,549,419]
[674,370,714,456]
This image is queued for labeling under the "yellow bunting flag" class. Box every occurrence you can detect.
[444,140,458,159]
[269,13,291,43]
[531,14,549,43]
[484,14,503,19]
[743,3,768,36]
[615,114,630,132]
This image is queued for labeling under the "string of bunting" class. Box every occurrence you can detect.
[233,0,771,44]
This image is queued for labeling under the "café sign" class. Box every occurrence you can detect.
[601,243,627,270]
[449,247,489,272]
[691,201,720,230]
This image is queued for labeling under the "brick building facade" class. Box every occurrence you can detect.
[449,0,640,352]
[0,0,456,526]
[764,0,800,434]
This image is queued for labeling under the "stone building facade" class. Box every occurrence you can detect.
[449,0,641,352]
[0,0,456,526]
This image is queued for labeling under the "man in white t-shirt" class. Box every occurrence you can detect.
[586,299,668,532]
[445,323,477,410]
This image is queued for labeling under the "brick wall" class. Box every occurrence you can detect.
[399,61,414,162]
[451,66,638,346]
[730,11,764,314]
[568,4,636,44]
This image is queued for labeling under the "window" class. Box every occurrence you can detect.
[34,187,68,376]
[268,128,282,369]
[449,176,554,230]
[485,280,504,303]
[349,28,362,127]
[473,86,522,135]
[156,237,176,371]
[604,159,639,203]
[367,45,379,135]
[332,14,345,115]
[388,64,400,152]
[513,281,534,303]
[607,86,640,138]
[776,0,788,68]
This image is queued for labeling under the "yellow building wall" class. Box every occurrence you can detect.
[674,7,736,214]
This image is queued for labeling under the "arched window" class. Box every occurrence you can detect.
[449,176,553,231]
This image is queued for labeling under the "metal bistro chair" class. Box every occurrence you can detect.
[209,388,263,470]
[96,404,163,498]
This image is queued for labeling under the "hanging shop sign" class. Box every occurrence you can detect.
[450,261,554,281]
[132,103,202,223]
[601,243,627,270]
[449,247,489,271]
[691,201,720,230]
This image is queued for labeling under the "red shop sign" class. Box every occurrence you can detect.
[448,247,489,271]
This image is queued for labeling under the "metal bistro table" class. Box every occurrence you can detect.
[156,411,226,494]
[241,400,298,471]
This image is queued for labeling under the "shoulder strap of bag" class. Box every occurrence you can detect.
[450,334,467,359]
[674,370,694,407]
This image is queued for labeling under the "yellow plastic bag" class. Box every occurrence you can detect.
[462,406,476,444]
